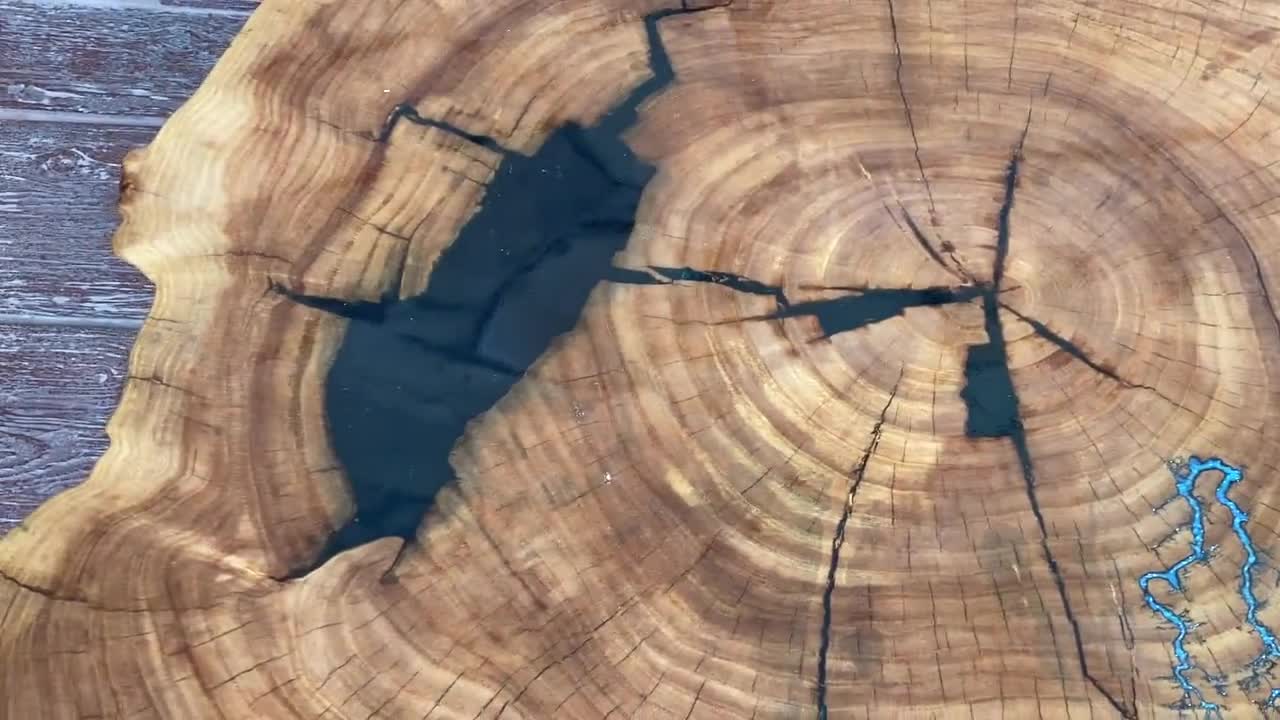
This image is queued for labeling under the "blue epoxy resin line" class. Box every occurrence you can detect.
[1209,458,1280,699]
[1139,459,1222,713]
[1141,457,1280,713]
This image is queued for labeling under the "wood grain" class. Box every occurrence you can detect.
[0,121,156,322]
[0,1,244,117]
[0,323,133,536]
[5,0,1280,718]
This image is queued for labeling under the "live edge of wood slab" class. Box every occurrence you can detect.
[5,1,1280,718]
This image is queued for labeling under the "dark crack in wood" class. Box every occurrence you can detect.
[1001,303,1178,406]
[886,0,936,219]
[960,131,1137,720]
[898,201,975,283]
[815,368,902,720]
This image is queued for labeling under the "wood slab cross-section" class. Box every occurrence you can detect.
[6,0,1280,717]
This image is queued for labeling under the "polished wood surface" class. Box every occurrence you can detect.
[6,1,1280,717]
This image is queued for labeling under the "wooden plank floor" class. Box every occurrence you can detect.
[0,0,249,534]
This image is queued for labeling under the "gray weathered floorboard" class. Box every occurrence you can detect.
[0,323,135,535]
[0,1,245,116]
[1,121,158,322]
[160,0,258,12]
[1,1,245,532]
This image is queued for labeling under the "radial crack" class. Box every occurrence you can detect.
[899,202,949,271]
[648,265,792,307]
[993,115,1030,291]
[1010,423,1135,718]
[898,201,975,282]
[1001,304,1177,405]
[771,285,983,339]
[959,130,1136,719]
[816,369,903,720]
[885,0,936,218]
[644,264,989,339]
[712,284,984,339]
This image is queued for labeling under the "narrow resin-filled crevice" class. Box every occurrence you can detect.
[274,3,732,576]
[1000,304,1176,404]
[646,267,987,338]
[815,370,901,720]
[761,285,984,339]
[960,129,1135,719]
[648,265,792,307]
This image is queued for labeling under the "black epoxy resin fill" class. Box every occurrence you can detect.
[277,5,726,567]
[776,285,984,339]
[277,6,1148,714]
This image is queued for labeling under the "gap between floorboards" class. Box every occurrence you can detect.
[0,314,144,330]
